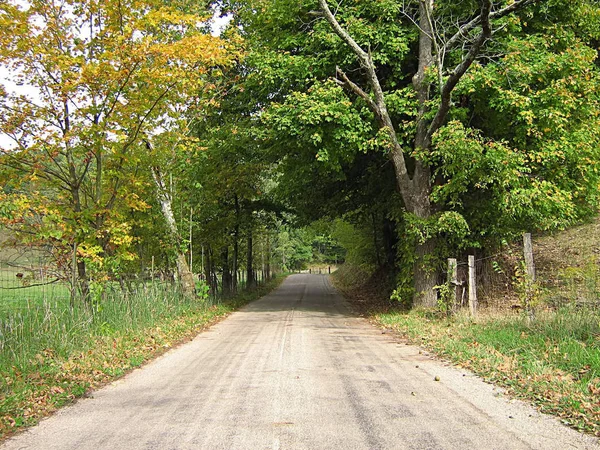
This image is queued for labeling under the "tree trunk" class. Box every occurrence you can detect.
[69,182,91,303]
[409,185,439,308]
[203,244,213,296]
[221,246,232,297]
[232,234,238,293]
[382,216,397,268]
[246,229,254,288]
[76,259,90,302]
[372,212,382,267]
[408,0,439,308]
[266,233,271,279]
[233,195,240,293]
[175,253,196,298]
[151,166,195,299]
[413,237,438,308]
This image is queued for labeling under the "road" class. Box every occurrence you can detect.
[3,274,598,449]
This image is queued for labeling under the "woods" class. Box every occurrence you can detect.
[1,0,599,309]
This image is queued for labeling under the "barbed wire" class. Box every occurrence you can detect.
[455,251,511,267]
[0,278,61,290]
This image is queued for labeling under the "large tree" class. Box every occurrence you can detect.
[0,0,232,299]
[316,0,543,306]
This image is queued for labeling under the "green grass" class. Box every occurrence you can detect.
[0,283,71,313]
[0,275,286,438]
[377,307,600,435]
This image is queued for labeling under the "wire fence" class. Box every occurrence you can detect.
[0,242,275,313]
[0,248,71,313]
[446,233,600,313]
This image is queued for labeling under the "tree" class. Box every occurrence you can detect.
[0,0,233,299]
[316,0,544,306]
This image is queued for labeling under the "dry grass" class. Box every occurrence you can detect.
[532,218,600,308]
[535,217,600,272]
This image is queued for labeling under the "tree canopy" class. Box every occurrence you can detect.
[1,0,599,306]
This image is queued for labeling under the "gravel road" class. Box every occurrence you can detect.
[3,274,598,449]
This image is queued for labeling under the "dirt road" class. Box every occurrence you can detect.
[3,274,598,449]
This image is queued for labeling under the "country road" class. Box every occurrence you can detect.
[3,274,598,450]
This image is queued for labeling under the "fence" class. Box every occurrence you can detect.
[445,232,600,316]
[0,246,71,313]
[0,241,277,312]
[445,233,538,317]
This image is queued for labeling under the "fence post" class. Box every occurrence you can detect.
[523,232,536,322]
[523,233,535,282]
[468,255,477,317]
[448,258,458,311]
[71,242,77,308]
[151,255,155,289]
[189,208,193,271]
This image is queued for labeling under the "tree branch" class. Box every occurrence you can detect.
[423,0,444,92]
[318,0,369,67]
[445,0,538,51]
[319,0,413,201]
[335,67,380,118]
[426,0,493,143]
[104,81,177,211]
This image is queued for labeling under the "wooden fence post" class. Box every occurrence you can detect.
[468,255,477,317]
[523,232,536,322]
[523,232,535,282]
[448,258,458,310]
[151,255,155,288]
[71,242,77,308]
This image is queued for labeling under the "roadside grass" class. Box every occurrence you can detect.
[0,276,285,439]
[332,263,600,437]
[376,307,600,435]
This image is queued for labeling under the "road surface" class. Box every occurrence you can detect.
[3,274,598,449]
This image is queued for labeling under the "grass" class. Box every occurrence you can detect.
[375,307,600,435]
[332,260,600,437]
[0,275,286,439]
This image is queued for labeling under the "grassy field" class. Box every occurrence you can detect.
[0,275,286,438]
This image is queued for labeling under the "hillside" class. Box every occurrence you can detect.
[535,217,600,307]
